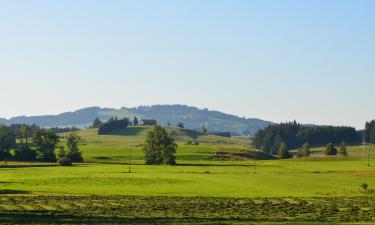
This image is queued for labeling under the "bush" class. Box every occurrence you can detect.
[57,157,72,166]
[296,148,304,158]
[361,182,369,191]
[324,143,337,155]
[13,148,37,161]
[338,142,348,156]
[278,142,292,159]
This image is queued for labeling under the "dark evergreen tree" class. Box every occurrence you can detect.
[92,118,103,128]
[0,125,15,160]
[133,117,139,126]
[98,118,129,134]
[254,121,360,155]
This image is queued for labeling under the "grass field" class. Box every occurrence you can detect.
[1,126,375,224]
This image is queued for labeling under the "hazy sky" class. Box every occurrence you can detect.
[0,0,374,128]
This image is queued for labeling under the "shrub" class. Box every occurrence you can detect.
[57,157,72,166]
[338,142,348,156]
[361,182,368,191]
[324,143,337,155]
[278,142,292,159]
[296,148,304,158]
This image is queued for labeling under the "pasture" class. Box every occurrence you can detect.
[1,126,375,224]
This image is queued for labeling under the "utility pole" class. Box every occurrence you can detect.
[368,144,371,167]
[254,149,257,174]
[363,131,366,160]
[128,137,132,173]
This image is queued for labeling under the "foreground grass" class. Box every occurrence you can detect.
[1,158,374,197]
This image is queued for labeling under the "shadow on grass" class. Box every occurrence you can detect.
[0,164,56,169]
[0,189,31,194]
[0,213,259,225]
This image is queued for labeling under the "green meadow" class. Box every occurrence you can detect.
[1,126,375,224]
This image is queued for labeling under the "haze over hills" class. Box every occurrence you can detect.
[0,105,272,135]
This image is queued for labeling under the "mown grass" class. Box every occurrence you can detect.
[0,157,374,197]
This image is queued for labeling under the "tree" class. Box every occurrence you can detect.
[133,117,139,126]
[254,122,360,154]
[201,124,208,133]
[57,146,72,166]
[19,124,31,148]
[65,133,84,162]
[177,122,184,129]
[278,142,292,159]
[0,126,15,160]
[33,128,59,162]
[92,118,103,128]
[296,148,304,158]
[302,142,310,157]
[98,118,129,134]
[143,125,177,165]
[338,142,348,156]
[324,143,337,155]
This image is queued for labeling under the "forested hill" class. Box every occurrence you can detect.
[0,105,272,135]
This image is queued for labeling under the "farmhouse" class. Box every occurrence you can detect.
[141,119,157,126]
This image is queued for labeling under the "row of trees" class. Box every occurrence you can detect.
[365,120,375,143]
[98,117,129,134]
[253,121,360,155]
[277,141,348,159]
[0,124,83,165]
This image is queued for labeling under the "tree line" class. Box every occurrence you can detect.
[364,120,375,144]
[0,124,83,166]
[253,121,360,155]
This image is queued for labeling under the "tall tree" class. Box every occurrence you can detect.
[65,133,84,162]
[33,128,59,162]
[133,117,139,126]
[278,142,292,159]
[19,124,31,148]
[0,126,15,160]
[302,142,310,157]
[143,125,177,165]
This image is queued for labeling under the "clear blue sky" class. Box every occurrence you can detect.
[0,0,374,128]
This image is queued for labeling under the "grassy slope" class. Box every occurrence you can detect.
[73,126,255,163]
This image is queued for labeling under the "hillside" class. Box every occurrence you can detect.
[0,105,272,135]
[62,126,269,163]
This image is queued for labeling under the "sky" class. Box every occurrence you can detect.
[0,0,374,129]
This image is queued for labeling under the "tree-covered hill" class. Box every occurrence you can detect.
[0,105,272,135]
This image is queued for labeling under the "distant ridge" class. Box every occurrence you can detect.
[0,105,272,135]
